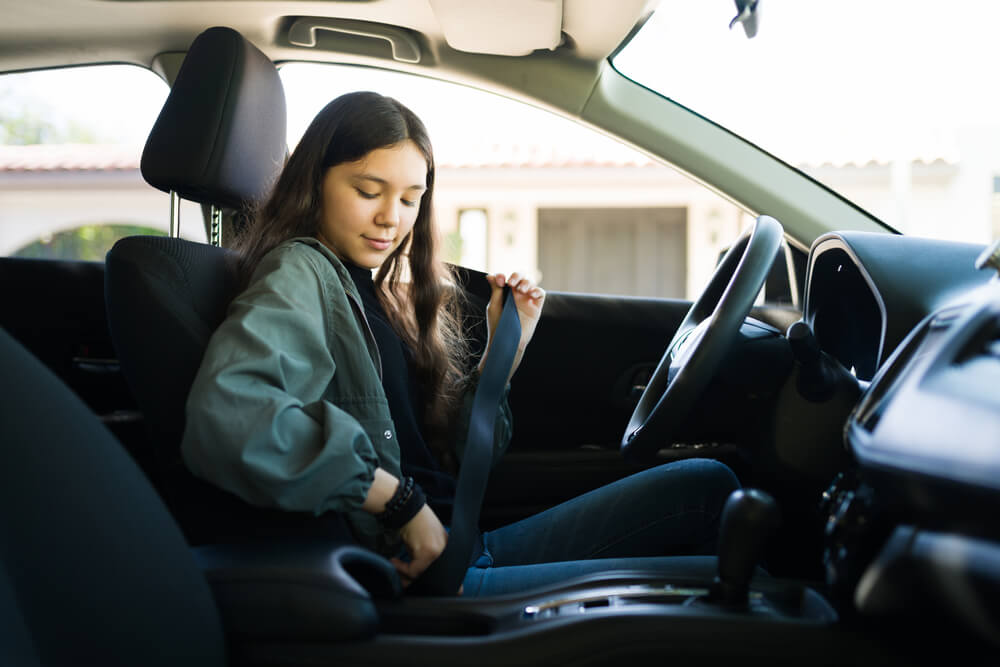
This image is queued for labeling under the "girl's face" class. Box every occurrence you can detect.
[316,139,428,269]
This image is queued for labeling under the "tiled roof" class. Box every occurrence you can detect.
[0,143,142,172]
[0,141,958,173]
[0,142,664,172]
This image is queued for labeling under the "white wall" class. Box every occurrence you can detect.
[435,164,745,299]
[0,171,206,255]
[2,151,991,302]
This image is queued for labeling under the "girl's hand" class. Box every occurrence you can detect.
[391,504,450,588]
[481,272,545,382]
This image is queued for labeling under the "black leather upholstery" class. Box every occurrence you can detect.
[106,236,354,545]
[105,235,236,541]
[106,235,237,472]
[193,540,400,640]
[0,327,227,666]
[1,328,397,659]
[107,28,352,545]
[141,26,287,208]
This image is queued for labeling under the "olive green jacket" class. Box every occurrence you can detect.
[181,237,512,552]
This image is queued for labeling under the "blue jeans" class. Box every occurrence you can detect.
[460,458,739,597]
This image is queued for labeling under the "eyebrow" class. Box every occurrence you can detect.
[355,174,426,192]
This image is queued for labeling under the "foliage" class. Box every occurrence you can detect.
[13,224,163,262]
[0,87,101,144]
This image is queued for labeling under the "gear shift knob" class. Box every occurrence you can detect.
[711,488,780,606]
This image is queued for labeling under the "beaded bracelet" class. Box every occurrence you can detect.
[377,476,426,530]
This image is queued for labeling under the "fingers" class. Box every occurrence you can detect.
[485,275,505,315]
[488,272,544,302]
[509,273,543,299]
[486,273,506,289]
[523,285,545,301]
[390,557,418,586]
[390,552,437,588]
[391,559,464,595]
[395,505,448,589]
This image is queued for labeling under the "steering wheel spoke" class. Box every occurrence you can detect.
[622,215,784,461]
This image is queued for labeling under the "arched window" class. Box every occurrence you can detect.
[13,223,162,262]
[1,64,207,261]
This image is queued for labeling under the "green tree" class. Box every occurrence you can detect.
[14,224,163,262]
[0,87,102,144]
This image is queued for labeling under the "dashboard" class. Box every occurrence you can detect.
[804,244,883,380]
[804,232,992,382]
[850,293,1000,498]
[802,231,1000,646]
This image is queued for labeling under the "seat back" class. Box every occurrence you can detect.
[107,27,350,544]
[107,236,238,461]
[105,236,250,542]
[0,326,227,666]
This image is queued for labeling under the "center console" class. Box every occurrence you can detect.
[194,488,923,667]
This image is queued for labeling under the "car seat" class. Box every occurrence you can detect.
[0,326,228,667]
[105,26,351,546]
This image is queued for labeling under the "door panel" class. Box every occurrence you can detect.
[0,258,147,470]
[506,292,687,451]
[475,289,733,527]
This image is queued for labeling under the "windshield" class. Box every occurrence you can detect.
[613,0,1000,244]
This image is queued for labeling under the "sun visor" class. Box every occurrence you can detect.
[429,0,563,56]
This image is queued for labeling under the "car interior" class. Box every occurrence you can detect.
[2,1,1000,665]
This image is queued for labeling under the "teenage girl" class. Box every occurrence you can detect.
[182,91,739,596]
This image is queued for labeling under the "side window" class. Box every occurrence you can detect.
[0,65,206,261]
[280,63,755,301]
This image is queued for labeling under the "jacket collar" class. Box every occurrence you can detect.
[287,237,362,302]
[285,236,383,380]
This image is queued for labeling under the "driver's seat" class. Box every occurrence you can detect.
[105,26,350,546]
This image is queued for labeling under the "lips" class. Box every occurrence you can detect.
[364,237,393,251]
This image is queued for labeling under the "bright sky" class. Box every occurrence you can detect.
[4,1,1000,171]
[0,65,168,144]
[277,63,639,166]
[615,0,1000,166]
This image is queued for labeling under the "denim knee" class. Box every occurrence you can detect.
[694,457,740,491]
[680,457,740,509]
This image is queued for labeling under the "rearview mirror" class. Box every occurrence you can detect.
[730,0,761,39]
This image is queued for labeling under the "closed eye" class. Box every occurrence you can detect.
[401,198,418,208]
[355,188,378,200]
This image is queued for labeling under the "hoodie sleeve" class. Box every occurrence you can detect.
[181,246,379,516]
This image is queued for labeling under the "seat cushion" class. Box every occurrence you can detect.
[0,326,227,666]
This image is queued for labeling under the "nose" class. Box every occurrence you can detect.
[375,198,400,227]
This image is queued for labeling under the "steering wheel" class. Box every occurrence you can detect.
[621,215,784,461]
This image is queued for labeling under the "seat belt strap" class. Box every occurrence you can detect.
[409,287,520,595]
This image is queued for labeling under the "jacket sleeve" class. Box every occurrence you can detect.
[451,370,513,467]
[181,248,378,516]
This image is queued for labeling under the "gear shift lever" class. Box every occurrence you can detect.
[709,488,780,607]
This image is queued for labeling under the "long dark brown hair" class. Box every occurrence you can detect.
[234,91,468,471]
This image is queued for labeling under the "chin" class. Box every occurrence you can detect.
[354,254,385,270]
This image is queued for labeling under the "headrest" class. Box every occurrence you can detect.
[141,26,287,209]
